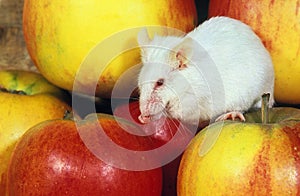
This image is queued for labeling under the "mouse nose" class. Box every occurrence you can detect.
[138,114,151,124]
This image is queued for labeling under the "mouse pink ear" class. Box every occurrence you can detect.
[137,28,151,46]
[172,37,194,69]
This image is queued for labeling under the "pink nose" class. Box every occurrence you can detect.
[138,114,151,124]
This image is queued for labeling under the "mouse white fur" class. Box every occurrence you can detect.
[137,16,275,125]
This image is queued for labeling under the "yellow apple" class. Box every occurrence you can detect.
[0,70,71,195]
[178,105,300,195]
[23,0,198,97]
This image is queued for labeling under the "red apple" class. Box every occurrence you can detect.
[7,113,162,195]
[113,101,197,146]
[208,0,300,104]
[113,101,197,196]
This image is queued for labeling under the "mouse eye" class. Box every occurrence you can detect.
[155,78,164,87]
[178,62,187,70]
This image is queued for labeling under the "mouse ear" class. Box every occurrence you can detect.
[173,37,194,69]
[137,28,151,46]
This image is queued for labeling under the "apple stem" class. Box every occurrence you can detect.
[0,86,27,95]
[261,93,270,124]
[63,110,74,120]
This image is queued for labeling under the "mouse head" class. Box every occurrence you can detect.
[137,28,199,124]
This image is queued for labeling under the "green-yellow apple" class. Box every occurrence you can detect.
[7,113,162,195]
[0,70,70,195]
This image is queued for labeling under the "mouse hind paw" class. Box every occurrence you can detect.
[215,111,246,122]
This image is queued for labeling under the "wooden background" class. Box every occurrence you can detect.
[0,0,36,71]
[0,0,210,72]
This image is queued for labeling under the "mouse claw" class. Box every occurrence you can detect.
[215,111,246,122]
[138,114,151,124]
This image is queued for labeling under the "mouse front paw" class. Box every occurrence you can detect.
[215,111,246,122]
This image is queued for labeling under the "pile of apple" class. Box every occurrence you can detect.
[1,0,198,195]
[2,0,300,195]
[0,70,71,195]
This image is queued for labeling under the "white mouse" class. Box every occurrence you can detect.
[137,16,275,125]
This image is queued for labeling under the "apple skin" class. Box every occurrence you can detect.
[208,0,300,104]
[113,101,195,196]
[23,0,198,97]
[0,70,70,195]
[177,107,300,195]
[7,113,162,195]
[113,101,196,146]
